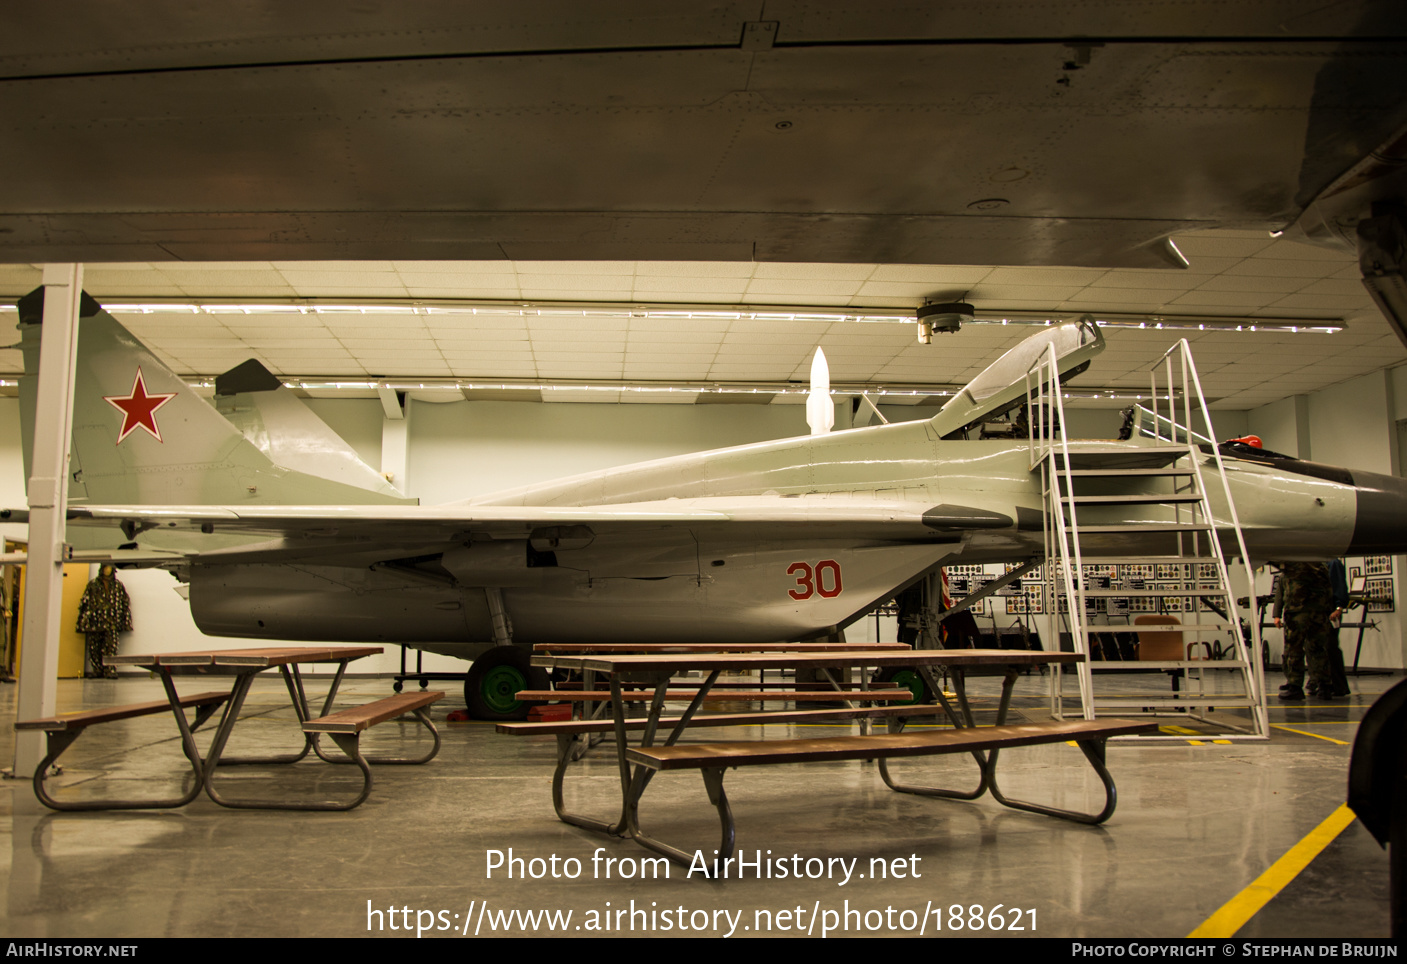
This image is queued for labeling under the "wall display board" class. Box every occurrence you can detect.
[940,562,1234,636]
[1345,555,1395,613]
[946,564,987,615]
[1365,577,1395,613]
[1026,586,1044,614]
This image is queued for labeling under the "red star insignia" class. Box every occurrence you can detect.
[104,368,177,443]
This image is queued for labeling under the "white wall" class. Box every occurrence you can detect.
[1247,397,1301,456]
[1247,369,1407,670]
[304,397,385,469]
[406,399,812,502]
[1307,371,1394,473]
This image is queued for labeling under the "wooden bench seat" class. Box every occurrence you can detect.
[512,688,914,703]
[297,691,444,811]
[16,691,230,812]
[497,704,943,737]
[17,692,230,733]
[627,718,1153,769]
[532,643,914,653]
[507,704,950,843]
[303,691,445,736]
[618,717,1156,864]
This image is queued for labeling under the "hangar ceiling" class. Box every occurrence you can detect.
[2,3,1406,413]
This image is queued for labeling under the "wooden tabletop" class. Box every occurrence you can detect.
[532,648,1082,674]
[109,646,384,668]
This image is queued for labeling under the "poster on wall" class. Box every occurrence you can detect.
[1365,576,1395,613]
[1025,587,1044,614]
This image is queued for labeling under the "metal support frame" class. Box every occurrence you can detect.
[608,663,1126,866]
[314,708,441,767]
[189,658,436,811]
[26,696,226,812]
[309,708,440,811]
[877,666,1012,800]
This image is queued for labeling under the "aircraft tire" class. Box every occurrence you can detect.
[465,645,548,721]
[872,666,932,705]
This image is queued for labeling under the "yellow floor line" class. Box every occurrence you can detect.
[1269,724,1350,746]
[1188,803,1358,938]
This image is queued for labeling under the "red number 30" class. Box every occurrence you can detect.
[787,560,843,600]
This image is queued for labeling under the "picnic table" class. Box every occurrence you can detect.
[513,646,1153,865]
[19,645,441,811]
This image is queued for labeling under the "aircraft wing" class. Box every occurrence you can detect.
[7,496,1018,565]
[0,547,189,566]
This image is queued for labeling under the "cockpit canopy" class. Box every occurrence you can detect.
[930,317,1105,438]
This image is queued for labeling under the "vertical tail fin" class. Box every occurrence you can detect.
[17,288,413,507]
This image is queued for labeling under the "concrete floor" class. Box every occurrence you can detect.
[0,668,1395,939]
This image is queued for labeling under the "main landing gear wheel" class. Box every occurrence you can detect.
[465,646,548,721]
[872,666,932,705]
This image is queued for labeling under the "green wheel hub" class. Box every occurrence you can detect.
[888,668,928,705]
[480,664,528,716]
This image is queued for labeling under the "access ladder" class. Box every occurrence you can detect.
[1025,330,1267,739]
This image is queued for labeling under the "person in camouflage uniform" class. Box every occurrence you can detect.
[76,565,132,679]
[1272,562,1334,701]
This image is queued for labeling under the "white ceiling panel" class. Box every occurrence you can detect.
[973,284,1089,302]
[744,279,866,297]
[518,274,636,291]
[1223,258,1341,279]
[634,277,752,293]
[1271,293,1370,311]
[1170,291,1282,308]
[1,228,1403,413]
[1172,236,1275,259]
[867,265,994,283]
[633,262,758,278]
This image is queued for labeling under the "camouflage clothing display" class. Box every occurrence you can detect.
[1272,562,1334,695]
[76,567,131,679]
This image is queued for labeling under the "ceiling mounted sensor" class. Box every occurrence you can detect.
[917,302,975,343]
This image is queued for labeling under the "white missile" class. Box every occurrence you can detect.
[806,347,834,436]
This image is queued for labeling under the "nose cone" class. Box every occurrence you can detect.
[1349,469,1407,553]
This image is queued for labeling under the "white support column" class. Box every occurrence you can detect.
[1293,394,1312,460]
[378,387,409,495]
[13,264,83,776]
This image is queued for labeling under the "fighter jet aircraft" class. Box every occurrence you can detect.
[12,289,1407,717]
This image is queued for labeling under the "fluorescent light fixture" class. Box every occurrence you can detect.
[0,300,1341,334]
[275,376,1150,403]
